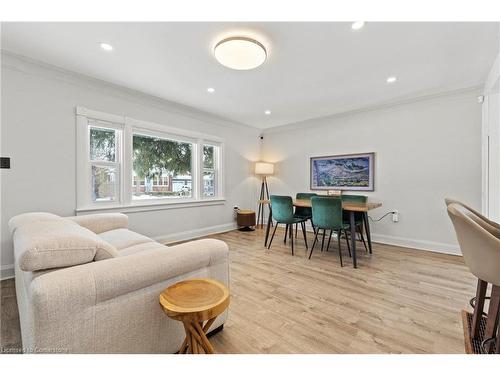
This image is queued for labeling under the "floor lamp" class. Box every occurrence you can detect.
[255,162,274,228]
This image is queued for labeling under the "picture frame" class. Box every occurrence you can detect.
[310,152,375,191]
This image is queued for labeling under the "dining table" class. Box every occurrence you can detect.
[263,198,382,268]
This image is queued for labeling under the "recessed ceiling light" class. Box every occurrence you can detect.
[207,87,215,93]
[386,76,397,83]
[214,37,267,70]
[264,110,271,115]
[99,42,114,51]
[351,22,365,30]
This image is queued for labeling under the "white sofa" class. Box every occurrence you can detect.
[9,212,229,353]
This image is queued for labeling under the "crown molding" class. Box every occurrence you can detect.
[263,85,483,134]
[1,50,257,132]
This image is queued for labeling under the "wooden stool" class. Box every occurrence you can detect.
[159,278,229,354]
[236,209,256,231]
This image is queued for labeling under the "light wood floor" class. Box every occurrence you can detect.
[1,227,476,353]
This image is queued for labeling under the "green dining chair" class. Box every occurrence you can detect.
[294,192,317,238]
[268,195,309,255]
[309,196,350,266]
[342,194,369,253]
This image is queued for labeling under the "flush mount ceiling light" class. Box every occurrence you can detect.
[207,87,215,93]
[99,42,114,51]
[351,21,365,30]
[386,76,397,83]
[264,110,271,115]
[214,37,267,70]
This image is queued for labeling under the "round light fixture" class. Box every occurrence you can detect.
[351,21,365,30]
[386,76,397,83]
[207,87,215,93]
[264,110,271,115]
[99,42,114,51]
[214,37,267,70]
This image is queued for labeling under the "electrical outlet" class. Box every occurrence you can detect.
[0,157,10,169]
[392,210,399,222]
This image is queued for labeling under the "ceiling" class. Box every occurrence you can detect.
[1,22,498,129]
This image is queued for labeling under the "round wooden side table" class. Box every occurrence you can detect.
[159,278,230,354]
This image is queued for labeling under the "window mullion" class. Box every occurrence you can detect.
[122,121,132,206]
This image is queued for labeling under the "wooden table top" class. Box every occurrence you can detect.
[159,278,230,322]
[294,199,382,212]
[260,198,382,212]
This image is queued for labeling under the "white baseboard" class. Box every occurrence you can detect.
[265,219,461,256]
[154,222,238,245]
[1,264,15,280]
[370,233,461,256]
[0,223,237,281]
[0,224,460,282]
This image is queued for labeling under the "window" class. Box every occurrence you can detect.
[203,145,218,197]
[76,107,224,211]
[132,133,193,200]
[89,126,120,202]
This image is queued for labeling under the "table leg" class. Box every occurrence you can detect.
[363,212,373,254]
[264,206,272,247]
[350,211,357,268]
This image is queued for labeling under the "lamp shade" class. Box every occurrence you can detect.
[255,162,274,175]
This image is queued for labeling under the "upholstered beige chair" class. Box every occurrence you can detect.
[447,202,500,353]
[445,198,500,239]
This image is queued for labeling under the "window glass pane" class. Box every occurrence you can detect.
[203,145,215,169]
[203,171,216,197]
[90,127,116,162]
[92,165,117,201]
[132,134,192,200]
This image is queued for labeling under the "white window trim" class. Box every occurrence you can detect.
[76,106,225,213]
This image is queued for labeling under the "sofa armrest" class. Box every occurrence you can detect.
[67,213,128,234]
[92,238,229,301]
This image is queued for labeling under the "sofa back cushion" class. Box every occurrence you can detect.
[8,212,64,234]
[12,219,118,271]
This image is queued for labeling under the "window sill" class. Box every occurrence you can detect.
[75,198,226,214]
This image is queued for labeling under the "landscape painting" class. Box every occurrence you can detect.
[310,153,374,191]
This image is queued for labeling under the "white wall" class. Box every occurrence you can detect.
[261,89,483,254]
[0,53,261,278]
[482,35,500,221]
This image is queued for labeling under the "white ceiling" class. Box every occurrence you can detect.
[1,22,498,129]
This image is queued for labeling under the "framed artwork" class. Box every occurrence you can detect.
[310,152,375,191]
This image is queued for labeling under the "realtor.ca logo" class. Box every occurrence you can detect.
[1,346,68,354]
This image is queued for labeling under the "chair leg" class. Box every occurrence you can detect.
[284,224,288,243]
[310,218,315,234]
[295,223,298,238]
[359,226,368,253]
[301,221,308,249]
[472,279,488,339]
[267,223,279,249]
[290,229,294,256]
[321,229,326,252]
[326,229,332,251]
[344,230,351,257]
[338,231,343,267]
[484,284,500,353]
[309,228,319,259]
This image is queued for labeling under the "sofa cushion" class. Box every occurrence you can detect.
[118,241,169,257]
[68,213,129,234]
[13,219,118,271]
[9,212,64,235]
[98,228,155,250]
